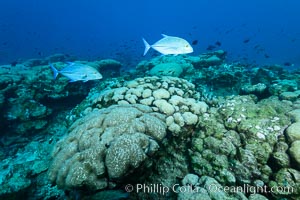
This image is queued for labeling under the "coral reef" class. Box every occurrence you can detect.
[0,57,122,137]
[0,134,65,199]
[177,174,249,200]
[48,104,166,190]
[0,63,84,137]
[135,51,299,99]
[136,55,194,77]
[149,62,185,77]
[190,95,300,199]
[69,76,208,135]
[286,108,300,172]
[2,52,300,199]
[135,50,226,78]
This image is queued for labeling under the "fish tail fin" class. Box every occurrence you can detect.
[49,63,59,79]
[142,38,151,56]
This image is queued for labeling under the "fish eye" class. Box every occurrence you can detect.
[185,45,189,48]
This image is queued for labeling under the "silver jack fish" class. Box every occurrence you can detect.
[142,34,193,56]
[50,62,103,82]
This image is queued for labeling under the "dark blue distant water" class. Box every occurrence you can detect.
[0,0,299,68]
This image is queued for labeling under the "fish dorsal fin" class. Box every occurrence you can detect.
[161,34,169,38]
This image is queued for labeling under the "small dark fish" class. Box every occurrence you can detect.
[215,41,221,46]
[206,45,216,50]
[243,38,250,43]
[11,61,18,67]
[283,62,293,67]
[264,54,270,58]
[2,42,7,46]
[225,28,234,34]
[38,51,42,56]
[254,44,261,49]
[255,46,265,53]
[192,40,198,45]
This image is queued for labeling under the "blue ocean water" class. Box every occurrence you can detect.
[0,0,299,68]
[1,1,300,200]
